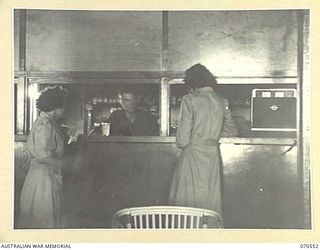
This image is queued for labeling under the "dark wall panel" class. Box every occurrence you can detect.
[26,10,162,71]
[14,10,20,71]
[23,10,298,76]
[168,10,298,77]
[220,144,301,228]
[14,141,302,229]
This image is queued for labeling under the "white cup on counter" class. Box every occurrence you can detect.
[101,122,110,136]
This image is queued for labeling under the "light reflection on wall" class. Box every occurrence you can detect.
[201,53,264,77]
[168,10,297,77]
[28,83,39,123]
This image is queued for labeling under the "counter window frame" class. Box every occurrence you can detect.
[16,73,299,137]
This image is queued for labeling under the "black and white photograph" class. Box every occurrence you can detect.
[1,1,318,244]
[12,8,311,231]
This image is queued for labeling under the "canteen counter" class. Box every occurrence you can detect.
[14,135,301,228]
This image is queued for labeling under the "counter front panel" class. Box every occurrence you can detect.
[14,137,302,228]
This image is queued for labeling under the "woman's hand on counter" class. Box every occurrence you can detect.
[67,128,79,144]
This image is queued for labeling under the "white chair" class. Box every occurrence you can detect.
[112,206,223,229]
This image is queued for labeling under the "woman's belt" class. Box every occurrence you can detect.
[191,138,219,146]
[29,159,62,175]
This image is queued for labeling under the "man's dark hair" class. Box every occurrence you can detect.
[118,85,139,97]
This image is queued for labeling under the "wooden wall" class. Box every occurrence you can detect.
[21,10,297,77]
[14,10,20,71]
[26,10,162,71]
[168,10,297,77]
[14,141,302,229]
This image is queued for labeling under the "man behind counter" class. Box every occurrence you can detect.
[109,86,159,136]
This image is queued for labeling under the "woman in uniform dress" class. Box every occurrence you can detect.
[18,85,73,229]
[169,64,238,219]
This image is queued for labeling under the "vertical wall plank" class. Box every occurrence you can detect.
[297,10,311,228]
[16,77,27,134]
[160,77,170,136]
[302,11,311,228]
[160,12,170,136]
[161,11,169,71]
[302,10,311,229]
[14,10,20,71]
[18,10,26,72]
[16,10,27,134]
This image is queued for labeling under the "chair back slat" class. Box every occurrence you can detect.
[190,215,194,228]
[159,214,161,228]
[177,214,181,229]
[197,216,201,229]
[112,206,223,229]
[138,214,143,228]
[133,215,136,228]
[183,215,187,229]
[170,215,174,228]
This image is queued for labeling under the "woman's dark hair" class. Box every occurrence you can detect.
[36,85,69,112]
[184,63,218,89]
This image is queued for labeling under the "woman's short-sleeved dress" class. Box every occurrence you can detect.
[169,87,238,215]
[18,112,65,229]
